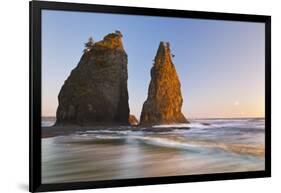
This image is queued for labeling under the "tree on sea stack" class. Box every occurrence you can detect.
[83,36,95,52]
[115,30,123,37]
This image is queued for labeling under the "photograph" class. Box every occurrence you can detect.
[41,9,265,184]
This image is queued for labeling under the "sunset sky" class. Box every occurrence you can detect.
[42,10,265,119]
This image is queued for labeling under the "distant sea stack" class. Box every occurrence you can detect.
[140,42,188,125]
[128,114,139,126]
[55,32,130,126]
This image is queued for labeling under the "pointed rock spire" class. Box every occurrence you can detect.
[140,42,188,125]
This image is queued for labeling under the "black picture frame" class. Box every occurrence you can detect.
[29,1,271,192]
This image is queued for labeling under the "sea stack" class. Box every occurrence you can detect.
[140,42,188,125]
[128,114,139,126]
[55,32,129,126]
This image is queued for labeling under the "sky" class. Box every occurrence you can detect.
[42,10,265,119]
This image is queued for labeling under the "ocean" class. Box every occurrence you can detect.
[41,118,265,183]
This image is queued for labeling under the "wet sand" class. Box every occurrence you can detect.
[42,136,264,184]
[42,118,265,184]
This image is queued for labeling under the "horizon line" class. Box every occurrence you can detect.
[41,116,265,119]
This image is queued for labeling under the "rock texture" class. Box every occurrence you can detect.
[128,114,139,126]
[140,42,188,125]
[55,32,129,126]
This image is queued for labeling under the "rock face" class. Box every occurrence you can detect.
[140,42,188,125]
[55,32,129,126]
[128,114,139,126]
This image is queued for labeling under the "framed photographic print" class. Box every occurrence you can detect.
[30,1,271,192]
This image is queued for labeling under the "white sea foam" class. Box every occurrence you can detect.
[127,136,199,150]
[94,135,123,139]
[152,123,211,129]
[82,130,144,135]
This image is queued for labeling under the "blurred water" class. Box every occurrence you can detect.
[41,117,56,127]
[41,118,265,184]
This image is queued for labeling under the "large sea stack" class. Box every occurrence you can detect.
[55,32,129,126]
[140,42,188,125]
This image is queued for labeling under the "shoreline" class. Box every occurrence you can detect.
[42,125,191,138]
